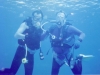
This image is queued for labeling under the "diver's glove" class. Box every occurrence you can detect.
[74,40,81,49]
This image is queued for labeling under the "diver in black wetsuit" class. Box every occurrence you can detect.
[48,11,85,75]
[0,9,48,75]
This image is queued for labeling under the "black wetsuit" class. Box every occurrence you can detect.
[0,17,43,75]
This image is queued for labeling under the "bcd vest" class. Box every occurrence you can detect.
[18,17,43,50]
[49,22,75,48]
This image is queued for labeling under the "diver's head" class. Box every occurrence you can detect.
[32,9,43,28]
[56,11,66,27]
[32,9,43,21]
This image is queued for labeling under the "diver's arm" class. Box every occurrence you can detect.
[14,22,28,39]
[68,26,85,42]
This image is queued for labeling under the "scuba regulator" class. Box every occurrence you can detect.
[22,43,44,64]
[22,58,28,64]
[56,21,61,25]
[39,48,44,60]
[22,43,28,64]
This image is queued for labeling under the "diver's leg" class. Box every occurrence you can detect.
[24,52,34,75]
[51,58,61,75]
[71,57,82,75]
[10,46,25,74]
[0,46,25,75]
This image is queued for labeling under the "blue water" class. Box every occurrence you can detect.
[0,0,100,75]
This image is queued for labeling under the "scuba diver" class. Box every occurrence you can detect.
[0,9,48,75]
[48,11,85,75]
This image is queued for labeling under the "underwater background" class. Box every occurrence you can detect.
[0,0,100,75]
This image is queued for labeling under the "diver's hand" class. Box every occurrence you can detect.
[74,40,81,49]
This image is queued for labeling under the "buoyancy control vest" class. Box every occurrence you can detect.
[18,17,43,50]
[49,22,75,48]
